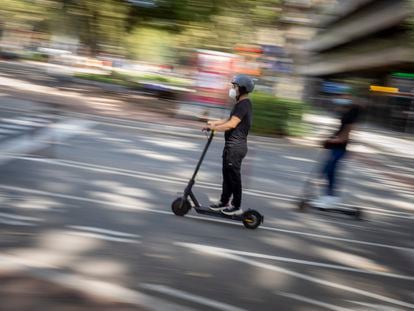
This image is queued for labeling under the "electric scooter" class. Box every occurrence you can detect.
[298,151,363,220]
[171,130,263,229]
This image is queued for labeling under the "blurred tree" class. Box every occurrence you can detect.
[0,0,47,32]
[407,0,414,45]
[125,0,220,32]
[47,0,129,55]
[0,0,282,57]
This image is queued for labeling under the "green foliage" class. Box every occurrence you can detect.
[22,52,49,62]
[52,0,129,54]
[75,70,189,87]
[251,92,308,136]
[124,27,174,63]
[127,0,221,31]
[1,0,283,59]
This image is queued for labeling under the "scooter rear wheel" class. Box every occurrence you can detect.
[242,210,263,229]
[172,197,191,216]
[353,208,364,220]
[298,199,309,212]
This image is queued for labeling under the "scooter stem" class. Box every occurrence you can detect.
[189,130,215,183]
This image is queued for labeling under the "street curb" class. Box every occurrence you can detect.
[70,77,143,94]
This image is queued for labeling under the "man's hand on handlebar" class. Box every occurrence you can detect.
[203,120,216,132]
[202,125,212,132]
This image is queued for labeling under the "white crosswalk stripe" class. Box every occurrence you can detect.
[2,118,46,126]
[0,124,31,130]
[0,115,56,140]
[19,116,52,123]
[0,128,19,134]
[0,212,43,226]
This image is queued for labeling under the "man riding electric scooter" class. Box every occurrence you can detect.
[204,74,254,216]
[312,91,361,209]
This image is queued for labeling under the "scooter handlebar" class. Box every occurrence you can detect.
[202,128,215,134]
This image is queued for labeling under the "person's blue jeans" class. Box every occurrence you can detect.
[322,148,347,196]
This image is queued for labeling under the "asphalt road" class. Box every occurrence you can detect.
[0,61,413,311]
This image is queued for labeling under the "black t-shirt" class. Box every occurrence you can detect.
[334,105,360,149]
[224,99,252,148]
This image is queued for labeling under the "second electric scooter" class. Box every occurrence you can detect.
[298,151,363,220]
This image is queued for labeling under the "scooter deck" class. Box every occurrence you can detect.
[302,200,362,218]
[194,206,244,221]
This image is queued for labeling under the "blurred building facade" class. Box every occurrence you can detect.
[267,0,333,100]
[299,0,414,133]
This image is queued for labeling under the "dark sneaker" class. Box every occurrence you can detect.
[222,206,243,215]
[209,201,228,211]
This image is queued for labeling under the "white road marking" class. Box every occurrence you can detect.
[259,225,414,252]
[347,300,405,310]
[0,254,197,311]
[276,292,352,311]
[283,156,317,163]
[0,217,35,226]
[0,128,19,134]
[0,185,413,253]
[141,138,198,151]
[140,283,247,311]
[176,242,414,309]
[66,231,140,244]
[0,119,94,166]
[1,118,43,127]
[66,110,293,147]
[172,243,414,280]
[0,123,31,130]
[7,156,414,220]
[0,212,43,222]
[67,225,140,238]
[19,116,51,123]
[0,184,170,213]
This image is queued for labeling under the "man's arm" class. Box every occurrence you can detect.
[207,119,228,127]
[208,116,241,132]
[329,124,353,144]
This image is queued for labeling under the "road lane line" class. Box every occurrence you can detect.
[1,123,32,130]
[0,217,35,226]
[173,243,414,281]
[66,231,140,244]
[276,292,352,311]
[0,119,94,166]
[259,225,414,252]
[0,128,19,134]
[0,185,412,253]
[67,225,140,238]
[7,156,414,220]
[0,254,196,311]
[347,300,406,310]
[140,283,247,311]
[0,212,43,222]
[176,242,414,309]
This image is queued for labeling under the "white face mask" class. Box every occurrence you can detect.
[333,98,352,105]
[229,88,237,99]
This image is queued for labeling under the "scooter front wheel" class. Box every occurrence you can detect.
[242,210,263,229]
[172,197,191,216]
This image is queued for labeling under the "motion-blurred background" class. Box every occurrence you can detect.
[0,1,413,311]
